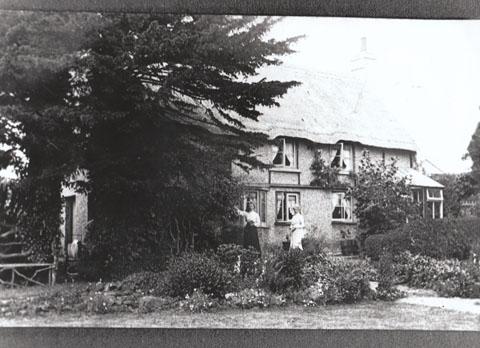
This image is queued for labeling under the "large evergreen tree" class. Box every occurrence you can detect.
[467,122,480,190]
[0,12,300,274]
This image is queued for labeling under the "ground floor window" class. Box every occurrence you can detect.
[412,187,443,219]
[332,192,353,221]
[243,190,267,223]
[276,191,299,222]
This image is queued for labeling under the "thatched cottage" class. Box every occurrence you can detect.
[231,65,444,250]
[60,64,444,255]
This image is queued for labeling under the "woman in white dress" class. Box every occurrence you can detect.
[289,204,306,250]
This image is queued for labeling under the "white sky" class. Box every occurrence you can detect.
[268,17,480,174]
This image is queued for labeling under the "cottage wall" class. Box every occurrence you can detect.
[235,138,416,251]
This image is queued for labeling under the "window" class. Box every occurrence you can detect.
[272,138,297,168]
[276,191,299,222]
[332,192,353,221]
[426,188,443,219]
[412,188,424,213]
[330,142,352,172]
[243,190,267,224]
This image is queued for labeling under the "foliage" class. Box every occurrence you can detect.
[261,249,315,293]
[292,258,374,305]
[121,271,165,295]
[309,150,341,188]
[467,122,480,189]
[0,12,104,262]
[216,243,261,279]
[225,288,285,309]
[364,230,410,261]
[364,218,475,261]
[349,151,419,243]
[160,252,236,299]
[431,173,478,218]
[374,252,406,301]
[178,289,220,313]
[301,236,328,258]
[0,13,299,268]
[392,251,480,298]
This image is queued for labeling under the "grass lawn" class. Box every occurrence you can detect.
[1,284,480,330]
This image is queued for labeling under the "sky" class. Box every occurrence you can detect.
[268,17,480,174]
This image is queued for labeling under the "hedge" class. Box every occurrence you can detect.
[364,217,480,261]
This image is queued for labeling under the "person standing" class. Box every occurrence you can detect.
[237,201,261,253]
[290,204,306,250]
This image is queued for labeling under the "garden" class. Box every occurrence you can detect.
[2,212,480,324]
[2,12,480,330]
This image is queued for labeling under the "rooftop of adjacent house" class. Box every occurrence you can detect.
[240,65,417,152]
[397,167,444,188]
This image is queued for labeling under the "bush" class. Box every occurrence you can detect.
[301,237,328,262]
[393,251,480,298]
[121,271,164,295]
[225,288,285,309]
[364,231,409,260]
[261,249,312,293]
[178,289,220,313]
[216,243,261,278]
[330,261,373,303]
[160,252,236,299]
[374,253,406,301]
[290,258,374,305]
[364,218,475,261]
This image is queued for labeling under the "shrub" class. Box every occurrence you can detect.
[374,253,406,301]
[301,237,328,261]
[216,244,244,272]
[178,289,220,313]
[261,249,311,293]
[364,231,409,260]
[349,153,418,242]
[291,258,373,305]
[121,271,164,295]
[393,251,480,298]
[160,252,236,299]
[331,261,373,303]
[364,218,474,261]
[224,288,285,309]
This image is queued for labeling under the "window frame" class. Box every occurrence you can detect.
[243,189,267,226]
[331,191,354,222]
[275,191,300,222]
[272,138,297,168]
[426,188,443,219]
[330,142,352,174]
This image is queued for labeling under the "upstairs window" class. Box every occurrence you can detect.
[330,142,352,173]
[273,138,297,168]
[332,192,353,221]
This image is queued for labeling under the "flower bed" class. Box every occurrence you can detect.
[392,251,480,298]
[0,244,395,317]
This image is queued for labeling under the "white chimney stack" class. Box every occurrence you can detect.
[360,37,367,52]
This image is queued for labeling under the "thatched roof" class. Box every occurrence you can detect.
[242,66,417,152]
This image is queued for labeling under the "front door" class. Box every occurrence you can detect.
[64,196,75,256]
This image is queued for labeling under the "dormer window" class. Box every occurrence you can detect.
[272,138,297,168]
[330,142,352,173]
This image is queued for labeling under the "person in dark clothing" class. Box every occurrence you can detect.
[237,201,261,253]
